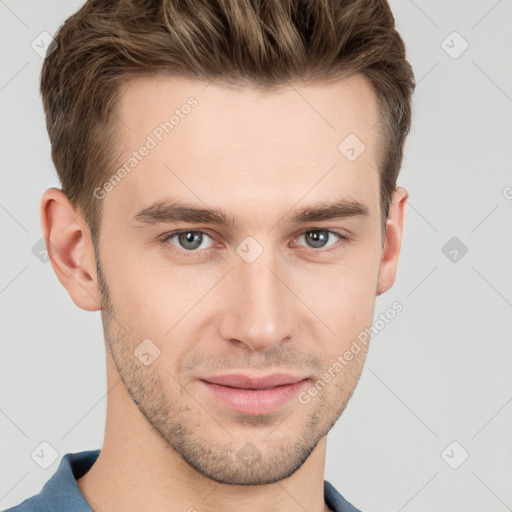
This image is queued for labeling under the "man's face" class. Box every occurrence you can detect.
[95,74,383,485]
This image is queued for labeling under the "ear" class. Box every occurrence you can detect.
[40,188,101,311]
[376,186,408,296]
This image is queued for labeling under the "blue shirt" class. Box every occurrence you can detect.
[5,450,361,512]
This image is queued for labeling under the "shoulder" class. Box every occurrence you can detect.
[2,494,45,512]
[2,450,100,512]
[324,480,363,512]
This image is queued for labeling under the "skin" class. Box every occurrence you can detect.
[41,73,407,512]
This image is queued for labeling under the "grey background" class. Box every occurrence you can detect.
[1,1,511,511]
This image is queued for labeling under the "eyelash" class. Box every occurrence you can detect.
[159,228,349,259]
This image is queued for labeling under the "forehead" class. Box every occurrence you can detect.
[105,74,381,226]
[115,73,380,147]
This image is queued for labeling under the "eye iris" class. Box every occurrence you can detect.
[178,231,202,250]
[306,231,328,248]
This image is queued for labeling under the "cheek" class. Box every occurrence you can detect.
[99,236,184,321]
[302,247,380,318]
[100,250,218,376]
[315,281,376,351]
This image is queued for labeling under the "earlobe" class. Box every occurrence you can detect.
[376,186,408,296]
[40,188,101,311]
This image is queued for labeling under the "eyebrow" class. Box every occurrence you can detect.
[131,197,370,228]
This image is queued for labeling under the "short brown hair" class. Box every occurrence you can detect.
[40,0,414,238]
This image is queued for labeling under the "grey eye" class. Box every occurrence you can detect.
[169,231,213,251]
[297,230,341,249]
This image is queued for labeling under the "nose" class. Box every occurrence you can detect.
[218,248,296,353]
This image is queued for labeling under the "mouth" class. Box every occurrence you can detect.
[199,373,310,415]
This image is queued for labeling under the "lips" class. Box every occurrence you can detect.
[202,373,306,390]
[199,373,309,415]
